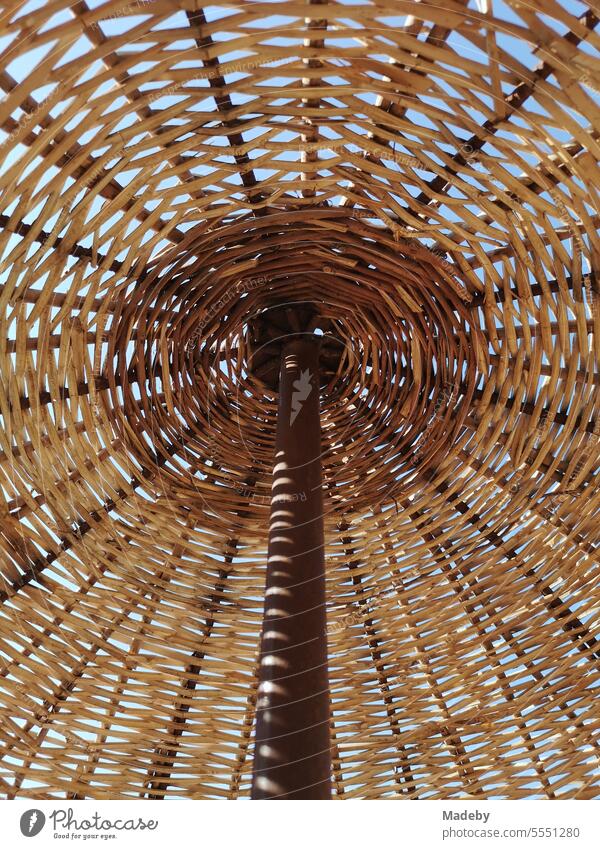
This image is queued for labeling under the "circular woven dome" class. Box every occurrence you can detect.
[0,0,599,799]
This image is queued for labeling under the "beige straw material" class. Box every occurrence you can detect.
[0,0,599,799]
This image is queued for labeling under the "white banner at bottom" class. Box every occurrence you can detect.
[1,799,599,848]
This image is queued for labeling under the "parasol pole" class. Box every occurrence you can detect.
[251,335,331,800]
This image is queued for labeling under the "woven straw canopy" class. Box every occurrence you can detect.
[0,0,599,800]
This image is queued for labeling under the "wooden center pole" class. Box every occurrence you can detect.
[251,336,331,800]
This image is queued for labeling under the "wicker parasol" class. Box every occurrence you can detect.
[0,0,599,800]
